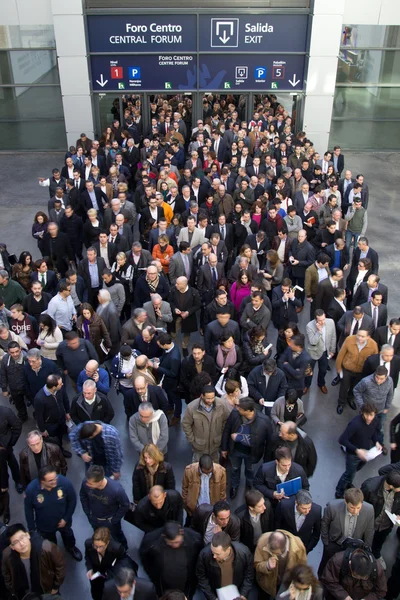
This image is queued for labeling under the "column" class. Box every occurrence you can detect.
[51,0,94,147]
[302,0,345,152]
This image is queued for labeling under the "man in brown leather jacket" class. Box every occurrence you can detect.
[19,430,67,488]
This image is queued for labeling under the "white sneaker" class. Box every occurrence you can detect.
[378,556,387,570]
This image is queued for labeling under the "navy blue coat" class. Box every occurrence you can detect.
[277,347,311,392]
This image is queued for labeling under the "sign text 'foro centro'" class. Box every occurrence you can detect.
[109,23,183,44]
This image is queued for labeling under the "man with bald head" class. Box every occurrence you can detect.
[133,485,184,532]
[363,344,400,390]
[197,253,225,308]
[132,354,157,386]
[123,375,168,420]
[168,276,201,358]
[76,359,110,394]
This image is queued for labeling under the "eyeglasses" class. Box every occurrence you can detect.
[10,533,29,548]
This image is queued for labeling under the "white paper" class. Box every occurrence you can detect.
[385,510,400,526]
[260,400,274,407]
[217,584,241,600]
[365,446,382,461]
[90,572,103,581]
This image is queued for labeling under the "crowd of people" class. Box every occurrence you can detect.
[0,91,398,600]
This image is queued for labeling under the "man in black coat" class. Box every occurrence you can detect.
[133,487,183,533]
[23,282,52,323]
[314,268,344,314]
[247,358,287,406]
[80,181,107,217]
[288,229,315,306]
[221,397,273,498]
[210,214,235,254]
[271,278,302,328]
[277,335,311,397]
[70,380,114,424]
[363,345,400,389]
[373,319,400,353]
[361,471,400,560]
[180,343,217,403]
[203,290,236,328]
[103,567,157,600]
[275,489,321,553]
[350,236,379,275]
[235,489,274,552]
[266,421,317,477]
[140,522,203,599]
[33,373,71,457]
[361,292,387,329]
[196,256,224,307]
[78,248,106,308]
[59,206,84,261]
[167,277,201,357]
[191,501,240,543]
[353,275,388,307]
[204,309,241,356]
[337,306,375,348]
[254,447,309,506]
[40,223,74,277]
[245,231,269,269]
[196,531,254,600]
[0,404,23,493]
[30,262,58,297]
[326,287,346,323]
[124,376,168,420]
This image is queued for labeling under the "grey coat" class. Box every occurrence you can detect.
[353,373,394,413]
[305,318,337,360]
[129,411,169,455]
[270,395,305,426]
[240,303,271,332]
[320,499,374,547]
[143,300,173,329]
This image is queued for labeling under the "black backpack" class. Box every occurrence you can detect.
[339,538,377,586]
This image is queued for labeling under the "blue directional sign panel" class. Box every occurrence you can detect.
[87,14,197,53]
[91,55,198,92]
[197,54,305,91]
[199,14,308,53]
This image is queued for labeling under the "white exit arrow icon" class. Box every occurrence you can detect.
[216,20,234,44]
[288,74,300,87]
[96,74,108,87]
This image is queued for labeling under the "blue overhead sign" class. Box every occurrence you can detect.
[87,14,197,53]
[199,14,308,53]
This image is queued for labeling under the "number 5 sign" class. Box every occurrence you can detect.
[272,66,285,79]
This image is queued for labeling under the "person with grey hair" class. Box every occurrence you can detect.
[129,402,169,455]
[121,307,151,346]
[125,241,152,284]
[143,293,173,330]
[0,269,26,308]
[97,288,121,355]
[24,347,61,403]
[70,379,114,425]
[275,489,322,553]
[19,429,67,488]
[102,566,157,600]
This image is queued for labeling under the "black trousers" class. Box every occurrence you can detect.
[372,526,392,558]
[88,287,100,310]
[318,541,342,577]
[338,369,363,407]
[10,391,28,420]
[39,524,76,549]
[0,447,20,485]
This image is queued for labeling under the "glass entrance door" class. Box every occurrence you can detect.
[93,93,144,139]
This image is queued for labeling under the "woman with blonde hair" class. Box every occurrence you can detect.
[83,208,102,248]
[111,251,133,321]
[132,443,175,502]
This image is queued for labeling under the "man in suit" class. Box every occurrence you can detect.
[349,236,379,278]
[103,566,157,600]
[271,278,302,329]
[78,247,106,308]
[305,310,336,393]
[277,334,311,398]
[325,238,349,271]
[94,233,117,270]
[254,447,309,506]
[211,214,234,254]
[246,230,269,269]
[332,145,345,177]
[316,151,333,174]
[318,487,374,576]
[211,129,227,164]
[122,376,169,420]
[288,230,315,307]
[304,254,331,317]
[373,318,400,353]
[177,216,206,248]
[272,229,292,268]
[293,182,311,214]
[209,232,229,267]
[275,489,321,554]
[361,291,387,329]
[41,223,75,278]
[31,260,58,296]
[168,242,193,285]
[315,268,344,314]
[363,344,400,390]
[148,218,175,253]
[326,287,346,324]
[80,180,107,218]
[139,197,164,235]
[196,254,224,308]
[353,274,388,307]
[337,306,374,348]
[152,333,182,424]
[338,169,355,201]
[108,223,130,253]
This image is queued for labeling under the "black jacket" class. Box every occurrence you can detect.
[180,354,218,395]
[78,257,107,290]
[247,365,287,403]
[275,496,322,552]
[266,430,317,477]
[191,503,240,541]
[133,490,183,533]
[40,232,74,276]
[0,405,22,447]
[288,239,315,277]
[140,526,203,598]
[30,271,58,296]
[363,353,400,389]
[84,537,128,574]
[277,347,311,392]
[271,285,302,328]
[34,387,70,432]
[326,297,346,323]
[254,460,309,503]
[203,298,236,327]
[353,282,388,307]
[235,502,274,552]
[124,385,169,420]
[196,541,254,600]
[70,391,114,424]
[132,461,175,502]
[361,475,400,521]
[221,409,273,464]
[204,319,241,355]
[103,577,157,600]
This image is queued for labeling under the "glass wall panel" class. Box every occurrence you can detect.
[337,50,400,85]
[330,119,400,151]
[340,25,400,49]
[0,50,59,85]
[0,24,55,49]
[332,86,400,119]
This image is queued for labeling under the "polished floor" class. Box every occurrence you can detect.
[0,152,399,598]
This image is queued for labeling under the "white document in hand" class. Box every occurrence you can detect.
[365,446,382,461]
[217,585,241,600]
[385,510,400,526]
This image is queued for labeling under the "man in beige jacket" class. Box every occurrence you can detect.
[181,454,226,517]
[254,529,307,597]
[182,385,230,462]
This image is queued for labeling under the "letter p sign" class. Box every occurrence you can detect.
[129,67,141,79]
[254,67,266,79]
